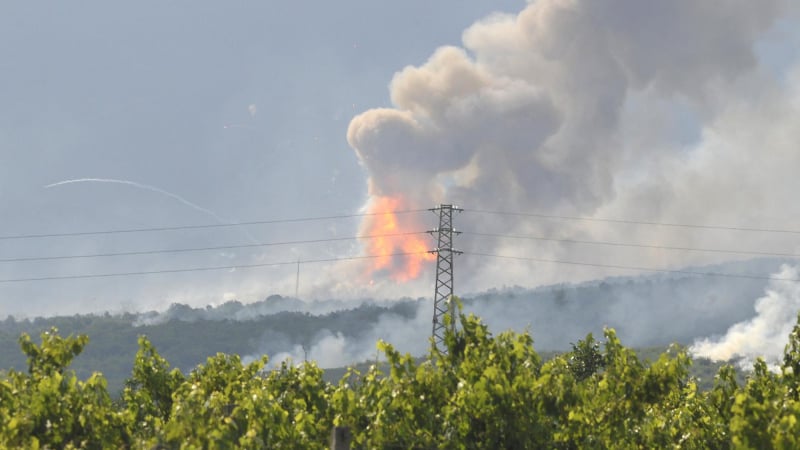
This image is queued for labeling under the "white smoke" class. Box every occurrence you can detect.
[253,301,431,369]
[691,264,800,368]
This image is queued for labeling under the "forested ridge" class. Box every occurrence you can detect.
[0,299,420,394]
[0,305,733,397]
[2,264,771,396]
[2,300,800,449]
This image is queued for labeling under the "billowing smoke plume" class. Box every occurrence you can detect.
[341,0,800,296]
[691,265,800,368]
[349,0,783,210]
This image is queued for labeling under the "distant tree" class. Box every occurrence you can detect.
[567,333,605,381]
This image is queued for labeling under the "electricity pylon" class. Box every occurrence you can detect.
[429,204,462,353]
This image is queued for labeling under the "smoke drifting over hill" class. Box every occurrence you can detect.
[691,264,800,368]
[256,259,793,369]
[3,259,793,388]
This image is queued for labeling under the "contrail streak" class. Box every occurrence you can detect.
[44,178,261,244]
[45,178,227,223]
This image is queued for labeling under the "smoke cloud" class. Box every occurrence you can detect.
[312,0,800,360]
[349,0,785,209]
[341,0,800,297]
[691,264,800,368]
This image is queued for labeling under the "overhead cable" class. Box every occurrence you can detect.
[0,251,430,284]
[464,251,800,283]
[462,231,800,259]
[0,209,429,241]
[466,209,800,235]
[0,231,428,263]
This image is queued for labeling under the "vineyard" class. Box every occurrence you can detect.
[2,300,800,449]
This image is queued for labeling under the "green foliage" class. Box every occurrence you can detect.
[0,300,421,394]
[567,333,605,381]
[129,352,333,449]
[5,308,800,448]
[18,327,88,377]
[0,328,130,449]
[123,335,185,438]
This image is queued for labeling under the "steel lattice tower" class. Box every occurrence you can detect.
[429,204,462,353]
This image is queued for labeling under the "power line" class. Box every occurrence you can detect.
[8,205,800,242]
[462,231,800,259]
[7,204,799,287]
[0,251,430,284]
[464,251,800,283]
[0,231,428,263]
[466,209,800,235]
[0,208,429,241]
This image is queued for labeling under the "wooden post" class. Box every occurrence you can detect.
[330,426,352,450]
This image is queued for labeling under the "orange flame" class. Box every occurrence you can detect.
[362,195,435,281]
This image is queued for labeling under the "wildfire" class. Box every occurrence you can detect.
[361,195,435,282]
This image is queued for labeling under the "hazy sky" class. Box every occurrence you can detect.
[2,1,800,318]
[0,2,521,316]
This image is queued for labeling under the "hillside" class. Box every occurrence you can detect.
[3,258,784,393]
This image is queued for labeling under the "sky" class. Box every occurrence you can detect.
[2,1,800,318]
